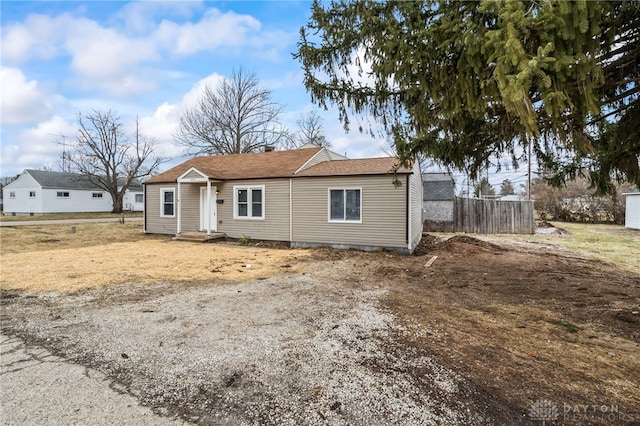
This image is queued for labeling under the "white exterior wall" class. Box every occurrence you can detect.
[2,173,43,214]
[625,194,640,230]
[123,190,144,211]
[3,172,114,214]
[40,189,113,213]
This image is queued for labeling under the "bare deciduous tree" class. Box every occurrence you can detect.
[67,109,165,213]
[176,68,291,155]
[295,110,330,148]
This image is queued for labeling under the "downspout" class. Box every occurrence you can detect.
[405,174,410,245]
[206,180,211,236]
[407,173,411,250]
[289,179,293,242]
[177,182,181,234]
[143,184,147,233]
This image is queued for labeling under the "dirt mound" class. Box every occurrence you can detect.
[415,234,506,256]
[438,235,506,252]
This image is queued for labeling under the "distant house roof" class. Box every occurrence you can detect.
[423,173,454,182]
[26,170,102,190]
[295,157,410,177]
[422,173,455,201]
[145,148,409,184]
[25,169,142,191]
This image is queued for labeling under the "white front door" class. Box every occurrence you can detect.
[200,186,217,232]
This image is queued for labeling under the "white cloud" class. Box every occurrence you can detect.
[180,72,225,110]
[137,72,226,158]
[1,116,76,174]
[0,67,53,125]
[154,9,262,55]
[1,5,292,98]
[324,110,390,159]
[138,102,181,158]
[0,14,64,64]
[116,1,203,34]
[67,23,158,80]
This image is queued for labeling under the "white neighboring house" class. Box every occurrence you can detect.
[623,192,640,230]
[2,169,144,215]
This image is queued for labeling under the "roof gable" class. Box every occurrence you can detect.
[177,167,209,182]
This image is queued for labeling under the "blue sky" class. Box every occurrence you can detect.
[1,0,393,179]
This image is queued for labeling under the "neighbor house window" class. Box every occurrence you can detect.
[9,192,15,198]
[135,194,143,203]
[160,188,175,217]
[29,191,36,198]
[57,191,70,198]
[92,192,103,198]
[233,185,264,219]
[329,188,361,222]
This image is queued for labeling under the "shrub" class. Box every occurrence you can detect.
[238,235,252,246]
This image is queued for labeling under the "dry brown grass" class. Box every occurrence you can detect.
[0,223,309,293]
[0,222,156,254]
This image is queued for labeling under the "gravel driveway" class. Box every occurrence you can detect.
[1,267,487,425]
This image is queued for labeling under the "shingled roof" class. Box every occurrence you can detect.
[294,157,411,177]
[145,148,410,184]
[146,147,324,183]
[26,170,102,190]
[25,169,143,191]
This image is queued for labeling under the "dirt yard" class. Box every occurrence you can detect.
[1,223,639,425]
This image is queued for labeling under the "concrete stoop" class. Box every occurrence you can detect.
[173,232,226,242]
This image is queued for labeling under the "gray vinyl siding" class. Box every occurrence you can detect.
[144,183,177,234]
[296,149,335,172]
[291,175,407,249]
[180,184,201,232]
[217,179,290,241]
[183,170,205,180]
[409,163,423,253]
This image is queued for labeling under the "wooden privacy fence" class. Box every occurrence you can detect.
[454,197,535,234]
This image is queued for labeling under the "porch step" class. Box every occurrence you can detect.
[173,232,226,242]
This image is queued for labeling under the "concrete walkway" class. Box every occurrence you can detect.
[0,333,185,426]
[0,217,143,227]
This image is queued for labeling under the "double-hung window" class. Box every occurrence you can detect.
[160,188,175,217]
[57,191,70,198]
[329,188,361,222]
[29,191,36,198]
[234,185,264,220]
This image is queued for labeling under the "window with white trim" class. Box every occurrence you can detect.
[92,192,103,198]
[9,192,15,198]
[234,185,264,219]
[160,188,175,217]
[57,191,70,198]
[29,191,36,198]
[329,188,361,222]
[135,194,143,203]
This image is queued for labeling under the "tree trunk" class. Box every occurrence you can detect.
[112,194,124,214]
